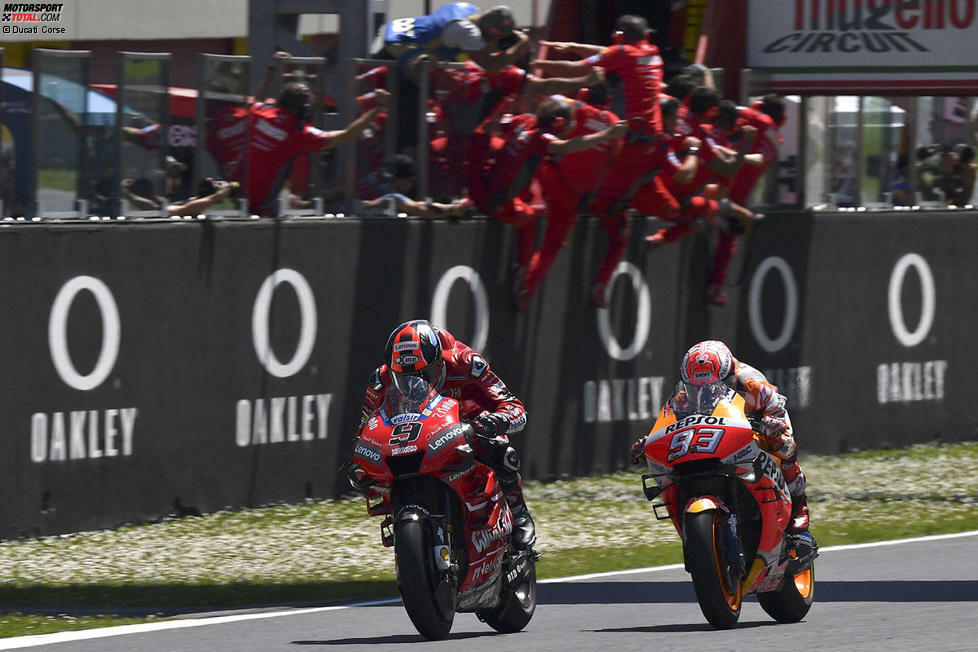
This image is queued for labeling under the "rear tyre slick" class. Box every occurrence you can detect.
[478,557,537,633]
[685,510,742,629]
[759,562,815,623]
[395,518,455,640]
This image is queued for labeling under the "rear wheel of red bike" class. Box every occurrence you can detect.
[478,556,536,633]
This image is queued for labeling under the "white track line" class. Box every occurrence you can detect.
[1,529,975,649]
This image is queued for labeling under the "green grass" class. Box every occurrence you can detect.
[0,614,153,639]
[0,442,975,638]
[37,168,78,193]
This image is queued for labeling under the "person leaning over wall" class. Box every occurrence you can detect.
[358,154,469,219]
[121,177,234,217]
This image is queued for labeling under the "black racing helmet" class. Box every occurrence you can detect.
[385,320,446,389]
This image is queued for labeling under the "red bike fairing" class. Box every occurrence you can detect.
[355,391,513,592]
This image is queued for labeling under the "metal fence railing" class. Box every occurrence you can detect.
[31,48,91,219]
[117,51,171,218]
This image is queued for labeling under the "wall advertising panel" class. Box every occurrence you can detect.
[0,211,974,537]
[748,0,978,93]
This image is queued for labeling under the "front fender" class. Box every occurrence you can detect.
[395,503,432,526]
[685,497,722,514]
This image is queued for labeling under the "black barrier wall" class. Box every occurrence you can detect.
[1,212,974,537]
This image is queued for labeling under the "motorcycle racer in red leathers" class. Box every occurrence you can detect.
[632,340,812,534]
[355,320,536,549]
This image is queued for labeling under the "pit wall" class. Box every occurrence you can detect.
[3,210,972,536]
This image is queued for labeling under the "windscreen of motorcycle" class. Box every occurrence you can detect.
[677,380,731,416]
[385,374,439,416]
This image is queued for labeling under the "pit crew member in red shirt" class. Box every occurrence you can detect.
[466,100,627,290]
[245,83,388,216]
[652,86,763,306]
[583,96,708,308]
[515,89,621,310]
[355,320,537,550]
[429,61,605,200]
[699,96,785,304]
[533,15,663,307]
[535,14,663,132]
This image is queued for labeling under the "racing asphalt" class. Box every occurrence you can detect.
[4,531,976,651]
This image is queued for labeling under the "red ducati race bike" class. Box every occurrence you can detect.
[638,384,818,629]
[348,376,537,640]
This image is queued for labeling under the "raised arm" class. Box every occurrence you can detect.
[546,120,627,155]
[531,58,591,77]
[321,89,390,150]
[469,30,530,75]
[708,125,759,178]
[524,66,604,97]
[672,136,702,186]
[538,40,605,57]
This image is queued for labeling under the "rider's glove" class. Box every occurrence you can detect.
[346,463,374,495]
[471,412,500,438]
[756,415,789,450]
[629,437,647,466]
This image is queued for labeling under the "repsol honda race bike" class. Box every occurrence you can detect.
[347,375,536,640]
[638,382,818,629]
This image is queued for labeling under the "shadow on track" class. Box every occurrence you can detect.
[815,580,978,602]
[538,581,697,604]
[591,620,779,633]
[537,580,978,605]
[292,630,496,645]
[0,580,398,618]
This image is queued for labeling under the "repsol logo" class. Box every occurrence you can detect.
[758,451,790,497]
[665,415,726,435]
[471,506,512,554]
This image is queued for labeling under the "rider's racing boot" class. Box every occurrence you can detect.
[493,442,536,550]
[504,486,537,551]
[498,466,536,549]
[787,491,811,534]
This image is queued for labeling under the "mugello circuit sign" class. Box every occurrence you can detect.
[748,0,978,82]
